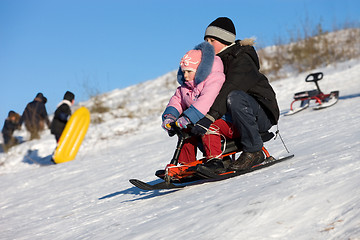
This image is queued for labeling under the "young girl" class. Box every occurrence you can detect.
[161,42,225,164]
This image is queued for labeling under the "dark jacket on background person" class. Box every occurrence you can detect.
[50,91,75,142]
[19,93,50,139]
[2,111,20,143]
[207,40,280,125]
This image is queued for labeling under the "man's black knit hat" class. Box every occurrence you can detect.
[204,17,236,45]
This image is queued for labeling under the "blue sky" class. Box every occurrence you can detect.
[1,0,359,128]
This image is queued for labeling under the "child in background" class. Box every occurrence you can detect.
[161,42,225,164]
[2,111,21,152]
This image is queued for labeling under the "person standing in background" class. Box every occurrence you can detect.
[50,91,75,142]
[19,92,50,140]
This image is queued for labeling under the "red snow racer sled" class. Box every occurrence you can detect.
[285,72,339,116]
[155,123,292,184]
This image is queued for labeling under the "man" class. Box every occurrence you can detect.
[192,17,280,173]
[19,92,50,140]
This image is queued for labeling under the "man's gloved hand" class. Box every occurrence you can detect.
[191,115,214,136]
[175,116,191,129]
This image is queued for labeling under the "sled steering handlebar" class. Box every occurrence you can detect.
[305,72,324,93]
[167,122,193,140]
[167,122,194,165]
[305,72,323,82]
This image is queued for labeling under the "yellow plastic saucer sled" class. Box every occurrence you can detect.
[52,107,90,164]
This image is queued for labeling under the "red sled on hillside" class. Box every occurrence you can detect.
[285,72,339,116]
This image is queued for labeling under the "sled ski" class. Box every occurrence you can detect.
[313,91,339,110]
[129,154,294,191]
[285,72,339,116]
[284,103,309,116]
[129,179,186,190]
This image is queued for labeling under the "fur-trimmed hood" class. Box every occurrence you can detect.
[239,38,255,46]
[177,42,215,86]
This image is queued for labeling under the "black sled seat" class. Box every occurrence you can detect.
[293,89,320,100]
[221,131,275,156]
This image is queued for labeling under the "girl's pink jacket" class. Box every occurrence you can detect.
[164,54,225,124]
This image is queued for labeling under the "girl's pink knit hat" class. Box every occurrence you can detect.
[180,50,202,72]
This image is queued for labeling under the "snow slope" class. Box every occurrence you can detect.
[1,59,360,240]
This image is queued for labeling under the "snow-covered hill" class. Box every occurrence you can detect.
[1,58,360,239]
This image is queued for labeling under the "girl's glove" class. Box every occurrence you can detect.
[175,116,191,129]
[161,114,176,131]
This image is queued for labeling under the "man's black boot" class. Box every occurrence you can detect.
[198,158,226,175]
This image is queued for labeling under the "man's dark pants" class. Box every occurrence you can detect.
[227,90,272,153]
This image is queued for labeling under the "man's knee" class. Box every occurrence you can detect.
[227,90,248,107]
